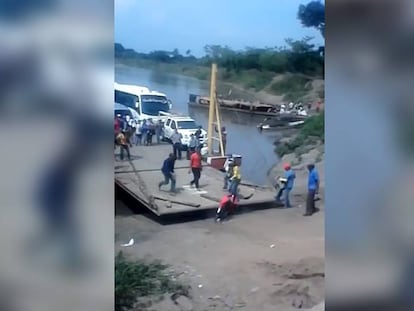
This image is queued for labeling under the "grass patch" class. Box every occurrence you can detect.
[115,252,189,311]
[116,58,319,100]
[276,110,324,158]
[219,69,274,91]
[269,75,312,102]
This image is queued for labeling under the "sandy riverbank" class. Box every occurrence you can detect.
[115,143,324,311]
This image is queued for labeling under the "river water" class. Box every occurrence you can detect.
[115,63,279,185]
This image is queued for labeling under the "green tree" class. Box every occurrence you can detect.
[285,37,315,53]
[171,48,180,57]
[297,1,325,37]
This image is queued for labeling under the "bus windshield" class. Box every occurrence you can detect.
[141,95,169,116]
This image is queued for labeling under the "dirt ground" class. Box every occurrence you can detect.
[115,166,324,311]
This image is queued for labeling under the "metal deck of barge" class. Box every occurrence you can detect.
[114,143,277,216]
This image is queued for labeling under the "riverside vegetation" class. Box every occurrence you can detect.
[115,1,324,103]
[115,252,190,311]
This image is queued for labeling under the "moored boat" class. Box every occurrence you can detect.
[188,94,281,117]
[257,115,307,131]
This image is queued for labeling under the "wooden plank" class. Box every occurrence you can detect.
[151,195,201,208]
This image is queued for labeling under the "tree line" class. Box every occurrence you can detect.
[115,1,324,77]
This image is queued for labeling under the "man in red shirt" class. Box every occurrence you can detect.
[114,116,121,149]
[114,115,121,134]
[188,150,202,190]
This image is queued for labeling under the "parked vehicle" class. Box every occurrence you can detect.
[162,115,207,149]
[114,102,139,120]
[114,82,172,122]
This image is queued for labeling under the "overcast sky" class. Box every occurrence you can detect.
[115,0,324,56]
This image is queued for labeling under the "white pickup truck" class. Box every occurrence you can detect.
[163,115,207,149]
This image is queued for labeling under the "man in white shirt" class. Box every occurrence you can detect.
[223,157,234,190]
[298,107,308,116]
[200,143,208,157]
[170,129,183,160]
[125,115,131,127]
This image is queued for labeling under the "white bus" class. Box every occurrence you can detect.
[114,82,172,121]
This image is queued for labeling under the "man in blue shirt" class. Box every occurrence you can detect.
[158,153,177,193]
[275,163,295,208]
[305,164,319,216]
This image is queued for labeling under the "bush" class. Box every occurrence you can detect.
[270,75,312,101]
[300,110,324,139]
[218,69,273,91]
[244,71,274,91]
[115,252,189,311]
[276,110,324,157]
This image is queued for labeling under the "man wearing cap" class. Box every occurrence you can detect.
[275,163,296,208]
[305,164,319,216]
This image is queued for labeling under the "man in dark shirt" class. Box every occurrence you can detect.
[194,126,203,152]
[215,125,227,155]
[158,153,176,193]
[155,120,163,144]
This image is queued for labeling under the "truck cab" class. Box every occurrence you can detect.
[163,116,207,149]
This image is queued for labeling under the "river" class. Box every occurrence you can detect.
[115,63,279,185]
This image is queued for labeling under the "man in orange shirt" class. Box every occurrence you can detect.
[188,150,202,190]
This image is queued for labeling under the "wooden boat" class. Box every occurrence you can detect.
[257,115,307,131]
[188,94,281,117]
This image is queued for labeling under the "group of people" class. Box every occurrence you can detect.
[158,147,204,193]
[223,157,242,197]
[275,163,320,216]
[115,114,165,145]
[158,149,242,198]
[278,101,323,115]
[114,114,166,161]
[169,126,206,161]
[115,113,321,217]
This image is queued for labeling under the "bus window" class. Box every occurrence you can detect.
[171,121,176,130]
[115,90,138,110]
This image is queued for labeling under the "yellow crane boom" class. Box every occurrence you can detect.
[207,63,224,156]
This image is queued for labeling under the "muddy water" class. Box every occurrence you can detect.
[115,63,278,185]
